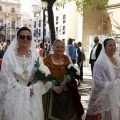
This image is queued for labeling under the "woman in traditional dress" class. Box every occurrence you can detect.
[0,27,52,120]
[43,39,84,120]
[85,38,120,120]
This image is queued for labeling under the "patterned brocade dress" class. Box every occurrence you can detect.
[43,54,78,120]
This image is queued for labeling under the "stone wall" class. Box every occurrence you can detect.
[82,1,120,66]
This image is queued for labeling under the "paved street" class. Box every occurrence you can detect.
[78,67,92,120]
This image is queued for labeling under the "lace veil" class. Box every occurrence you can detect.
[3,36,36,58]
[87,38,120,120]
[0,36,45,120]
[1,36,43,79]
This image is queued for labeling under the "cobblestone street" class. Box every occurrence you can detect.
[78,67,92,120]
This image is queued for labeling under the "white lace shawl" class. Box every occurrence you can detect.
[0,37,52,120]
[87,41,120,120]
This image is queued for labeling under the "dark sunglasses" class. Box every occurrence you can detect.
[18,35,32,41]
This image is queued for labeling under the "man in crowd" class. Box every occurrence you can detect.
[67,38,76,64]
[75,42,85,85]
[89,36,102,75]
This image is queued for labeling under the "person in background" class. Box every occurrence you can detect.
[0,40,2,50]
[39,42,44,57]
[0,58,2,70]
[0,41,4,51]
[85,38,120,120]
[89,36,102,75]
[75,42,84,85]
[73,42,78,64]
[44,43,48,56]
[36,43,40,53]
[0,27,52,120]
[2,40,11,52]
[0,48,4,59]
[0,40,11,70]
[67,38,76,64]
[45,41,51,56]
[43,39,84,120]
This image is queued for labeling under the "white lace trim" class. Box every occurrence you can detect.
[87,41,120,120]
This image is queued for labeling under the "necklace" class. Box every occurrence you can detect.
[51,55,65,72]
[52,55,64,64]
[53,55,61,62]
[22,55,29,83]
[16,48,31,58]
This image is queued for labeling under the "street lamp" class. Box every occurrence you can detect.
[41,0,48,57]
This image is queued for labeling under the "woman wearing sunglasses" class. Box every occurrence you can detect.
[0,27,52,120]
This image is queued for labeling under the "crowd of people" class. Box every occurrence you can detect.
[0,40,11,69]
[67,38,85,86]
[0,26,119,120]
[35,41,51,58]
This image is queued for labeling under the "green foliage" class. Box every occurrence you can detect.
[55,0,108,14]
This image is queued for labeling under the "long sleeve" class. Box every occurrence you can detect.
[1,63,33,120]
[93,62,120,90]
[32,81,52,95]
[1,63,30,97]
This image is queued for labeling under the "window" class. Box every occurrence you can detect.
[24,24,27,27]
[0,6,2,11]
[34,21,36,28]
[0,22,3,31]
[29,24,31,28]
[44,28,46,36]
[63,15,66,23]
[39,29,41,36]
[56,27,58,33]
[39,20,41,27]
[11,8,15,13]
[56,6,59,11]
[63,3,66,9]
[63,26,66,34]
[11,22,15,29]
[34,30,36,37]
[56,16,59,24]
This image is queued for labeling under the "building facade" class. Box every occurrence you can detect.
[82,0,120,66]
[32,0,120,61]
[32,1,82,45]
[32,4,50,43]
[21,12,33,33]
[53,1,80,44]
[0,0,21,42]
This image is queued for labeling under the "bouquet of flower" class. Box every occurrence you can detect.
[27,58,56,86]
[67,64,80,79]
[27,57,80,88]
[53,64,80,88]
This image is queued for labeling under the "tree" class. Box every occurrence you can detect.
[47,0,56,44]
[56,0,108,13]
[41,0,108,44]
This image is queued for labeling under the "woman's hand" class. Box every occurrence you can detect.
[30,88,34,97]
[51,85,62,94]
